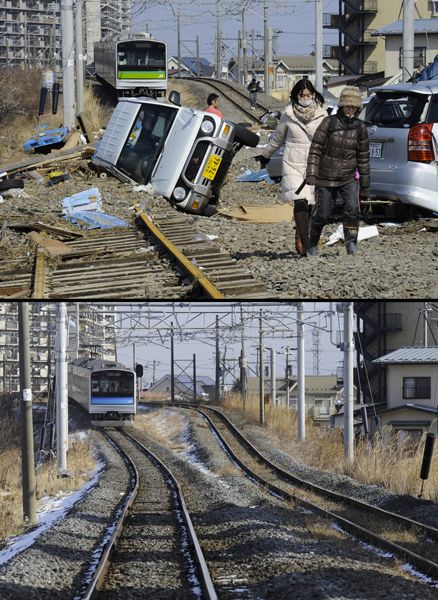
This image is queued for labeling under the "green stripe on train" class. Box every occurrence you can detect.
[117,71,166,79]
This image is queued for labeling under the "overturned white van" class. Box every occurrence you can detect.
[93,91,259,215]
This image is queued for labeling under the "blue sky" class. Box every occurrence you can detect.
[115,302,346,386]
[132,1,340,63]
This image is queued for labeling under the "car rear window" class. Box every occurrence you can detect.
[366,93,428,128]
[426,94,438,122]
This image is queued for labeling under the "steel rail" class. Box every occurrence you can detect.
[134,203,225,299]
[121,429,218,600]
[194,77,267,123]
[176,403,438,581]
[78,431,139,600]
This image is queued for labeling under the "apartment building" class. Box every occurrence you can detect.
[0,302,116,395]
[354,302,438,406]
[0,0,131,69]
[323,0,435,75]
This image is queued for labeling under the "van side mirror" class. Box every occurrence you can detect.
[169,91,181,106]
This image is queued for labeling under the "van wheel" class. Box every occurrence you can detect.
[233,124,259,148]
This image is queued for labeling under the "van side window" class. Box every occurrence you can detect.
[427,94,438,123]
[366,94,427,128]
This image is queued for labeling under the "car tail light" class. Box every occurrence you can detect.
[408,123,435,162]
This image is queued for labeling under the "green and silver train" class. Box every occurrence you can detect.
[94,34,167,98]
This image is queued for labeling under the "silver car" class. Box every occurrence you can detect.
[365,81,438,213]
[266,83,438,214]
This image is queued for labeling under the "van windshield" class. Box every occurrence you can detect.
[117,103,177,183]
[366,93,428,128]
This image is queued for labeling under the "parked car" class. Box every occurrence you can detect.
[364,81,437,213]
[266,84,438,214]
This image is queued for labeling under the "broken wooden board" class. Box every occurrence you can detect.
[0,145,96,177]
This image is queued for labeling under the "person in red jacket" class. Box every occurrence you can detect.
[204,93,224,118]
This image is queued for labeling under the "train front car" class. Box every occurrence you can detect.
[90,365,136,426]
[116,39,167,98]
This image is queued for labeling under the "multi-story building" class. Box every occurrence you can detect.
[0,0,132,69]
[323,0,434,76]
[0,302,116,395]
[354,302,438,407]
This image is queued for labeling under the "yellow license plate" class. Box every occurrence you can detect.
[202,154,222,180]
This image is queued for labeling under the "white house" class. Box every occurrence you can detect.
[372,346,438,440]
[371,19,438,78]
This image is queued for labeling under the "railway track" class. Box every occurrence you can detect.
[78,429,217,600]
[191,77,284,125]
[176,403,438,581]
[0,205,273,299]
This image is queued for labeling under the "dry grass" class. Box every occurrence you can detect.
[221,393,438,501]
[0,399,97,544]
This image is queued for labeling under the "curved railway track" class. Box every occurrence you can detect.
[80,429,217,600]
[175,403,438,582]
[192,77,283,124]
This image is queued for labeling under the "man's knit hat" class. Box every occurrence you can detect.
[338,86,362,108]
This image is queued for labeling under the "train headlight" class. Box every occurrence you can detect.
[201,119,215,135]
[173,187,187,201]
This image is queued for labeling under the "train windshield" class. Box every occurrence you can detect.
[116,103,177,183]
[117,41,166,74]
[91,370,135,404]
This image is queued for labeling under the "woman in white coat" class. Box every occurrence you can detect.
[255,79,327,257]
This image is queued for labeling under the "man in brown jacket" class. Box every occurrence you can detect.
[305,86,370,255]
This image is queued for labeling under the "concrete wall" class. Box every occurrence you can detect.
[386,364,438,409]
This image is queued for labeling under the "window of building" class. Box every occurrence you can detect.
[402,376,431,399]
[399,47,427,69]
[432,1,438,17]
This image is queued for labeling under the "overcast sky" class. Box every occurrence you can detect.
[114,302,347,387]
[132,1,340,64]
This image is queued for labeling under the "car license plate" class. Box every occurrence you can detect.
[202,154,222,180]
[369,142,382,158]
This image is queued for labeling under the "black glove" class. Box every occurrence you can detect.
[359,187,369,200]
[254,155,270,168]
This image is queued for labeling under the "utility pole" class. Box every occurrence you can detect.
[60,0,76,129]
[74,0,85,114]
[315,0,323,94]
[297,302,305,441]
[18,303,36,525]
[263,0,270,95]
[152,359,157,384]
[216,0,221,78]
[55,302,68,475]
[402,0,414,82]
[222,345,227,397]
[424,302,431,347]
[285,347,290,407]
[343,302,355,466]
[196,35,200,77]
[132,341,136,371]
[240,305,248,407]
[242,5,248,85]
[193,353,197,403]
[177,10,181,78]
[259,310,265,426]
[75,302,80,359]
[170,322,175,402]
[215,315,220,402]
[270,347,276,406]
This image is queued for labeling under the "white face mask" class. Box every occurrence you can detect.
[298,98,313,108]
